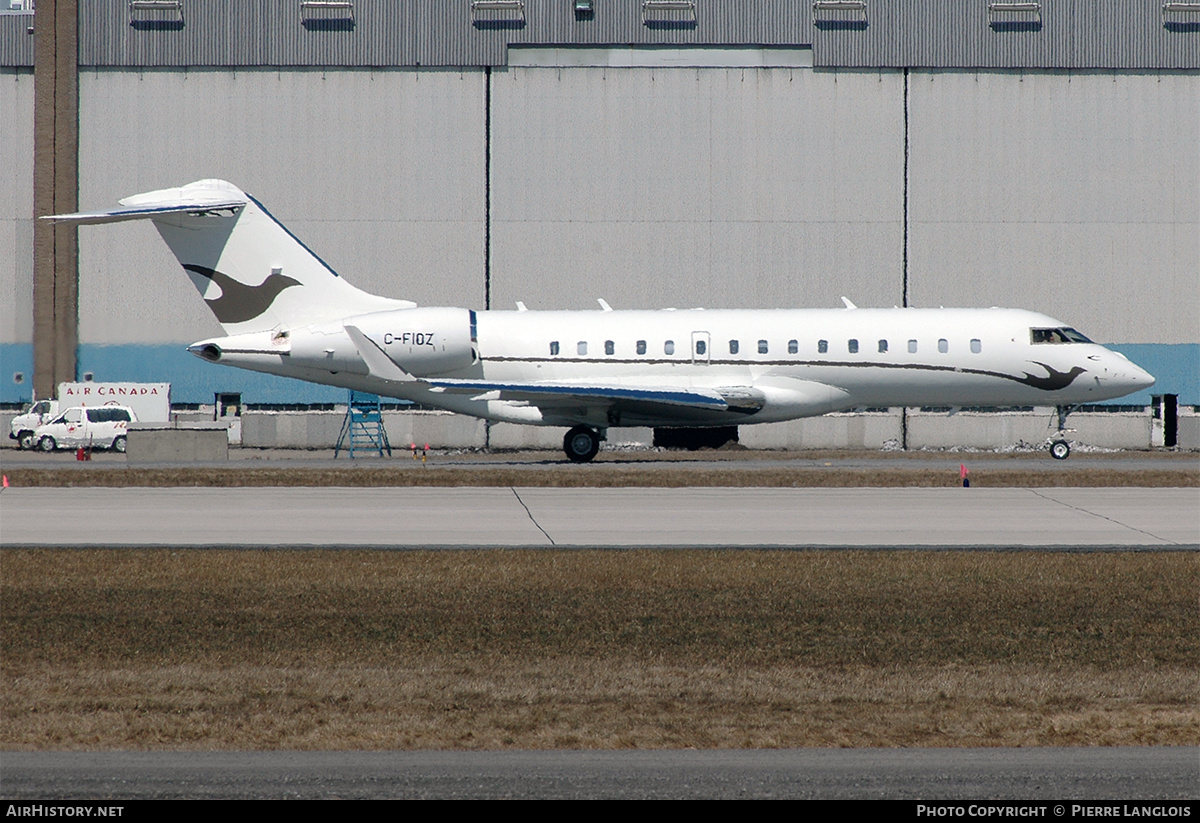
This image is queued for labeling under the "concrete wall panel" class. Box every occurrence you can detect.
[490,67,906,312]
[906,409,1153,451]
[739,413,902,450]
[388,411,487,451]
[76,68,485,345]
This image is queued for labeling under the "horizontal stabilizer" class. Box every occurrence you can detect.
[43,201,245,225]
[44,180,249,225]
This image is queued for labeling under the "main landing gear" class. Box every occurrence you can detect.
[563,425,602,463]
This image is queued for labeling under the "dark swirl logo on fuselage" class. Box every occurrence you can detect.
[1014,361,1087,391]
[183,264,301,324]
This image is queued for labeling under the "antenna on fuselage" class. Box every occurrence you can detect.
[841,296,857,309]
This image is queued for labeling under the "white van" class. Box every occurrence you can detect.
[9,400,61,449]
[33,405,137,453]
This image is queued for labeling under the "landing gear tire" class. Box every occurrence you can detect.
[1050,439,1071,460]
[37,436,57,453]
[563,425,601,463]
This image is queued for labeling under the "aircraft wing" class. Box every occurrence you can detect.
[426,378,764,424]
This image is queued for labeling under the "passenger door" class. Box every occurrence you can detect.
[58,408,85,448]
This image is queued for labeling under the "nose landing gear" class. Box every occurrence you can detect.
[1047,405,1076,460]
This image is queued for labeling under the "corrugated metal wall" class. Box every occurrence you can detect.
[1,66,33,348]
[3,1,1193,70]
[0,13,33,67]
[2,2,1196,404]
[47,62,1200,352]
[73,0,812,69]
[76,68,486,345]
[490,66,904,312]
[813,0,1198,70]
[907,69,1198,344]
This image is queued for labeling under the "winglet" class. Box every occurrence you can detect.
[597,299,613,312]
[344,325,416,383]
[841,296,857,310]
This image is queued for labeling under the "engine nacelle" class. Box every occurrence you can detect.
[344,307,477,377]
[288,324,368,375]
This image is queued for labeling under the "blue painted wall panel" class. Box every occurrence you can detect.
[1,343,33,404]
[1107,344,1199,408]
[76,345,346,405]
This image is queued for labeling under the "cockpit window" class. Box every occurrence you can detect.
[1031,327,1093,344]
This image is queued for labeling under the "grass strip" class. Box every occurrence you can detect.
[3,549,1196,750]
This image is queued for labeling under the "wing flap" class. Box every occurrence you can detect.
[427,379,731,410]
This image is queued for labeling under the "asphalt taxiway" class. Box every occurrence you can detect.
[3,747,1197,800]
[2,486,1196,548]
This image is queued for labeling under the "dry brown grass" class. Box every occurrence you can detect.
[2,549,1196,750]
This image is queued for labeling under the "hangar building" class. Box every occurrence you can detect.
[2,0,1197,413]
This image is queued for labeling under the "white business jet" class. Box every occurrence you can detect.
[49,180,1154,462]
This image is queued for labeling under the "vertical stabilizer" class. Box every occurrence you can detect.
[47,179,414,335]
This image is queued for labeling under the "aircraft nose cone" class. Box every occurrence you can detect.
[1113,360,1155,392]
[1097,351,1154,397]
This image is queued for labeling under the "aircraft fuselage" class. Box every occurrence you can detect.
[199,306,1153,430]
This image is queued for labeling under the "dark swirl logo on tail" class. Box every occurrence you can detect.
[1016,361,1086,391]
[183,265,301,324]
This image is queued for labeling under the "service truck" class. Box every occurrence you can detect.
[10,382,170,449]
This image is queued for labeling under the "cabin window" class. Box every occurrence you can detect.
[970,338,982,354]
[636,340,647,355]
[758,340,768,354]
[788,339,798,354]
[878,339,888,353]
[664,340,675,355]
[550,341,559,356]
[938,338,948,354]
[577,341,588,356]
[729,340,739,355]
[908,339,918,353]
[818,340,828,354]
[604,340,615,356]
[848,339,859,354]
[695,339,706,356]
